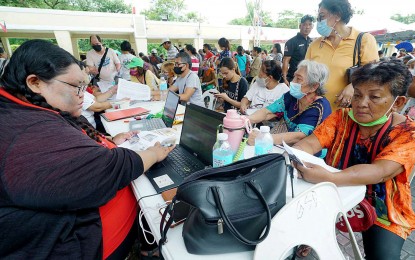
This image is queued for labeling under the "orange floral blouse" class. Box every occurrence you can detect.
[313,109,415,239]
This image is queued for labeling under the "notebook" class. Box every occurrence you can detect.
[147,103,225,193]
[101,107,149,122]
[129,90,180,131]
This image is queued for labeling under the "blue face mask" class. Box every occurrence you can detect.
[317,19,333,37]
[289,82,306,99]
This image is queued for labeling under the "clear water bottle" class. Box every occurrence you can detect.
[160,77,168,101]
[212,133,234,168]
[255,126,274,156]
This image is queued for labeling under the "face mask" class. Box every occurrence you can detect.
[289,82,307,99]
[316,19,333,37]
[92,45,102,52]
[256,77,269,88]
[174,66,183,75]
[348,97,397,127]
[130,69,139,76]
[409,68,415,76]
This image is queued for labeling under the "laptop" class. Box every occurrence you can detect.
[147,103,225,193]
[129,90,180,131]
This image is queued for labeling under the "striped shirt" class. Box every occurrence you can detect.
[190,55,199,73]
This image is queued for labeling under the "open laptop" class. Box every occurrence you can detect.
[147,103,225,193]
[129,90,180,131]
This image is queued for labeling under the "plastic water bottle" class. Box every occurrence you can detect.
[212,133,234,168]
[255,126,274,156]
[160,77,168,101]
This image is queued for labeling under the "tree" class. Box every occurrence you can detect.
[141,0,204,22]
[0,0,131,13]
[390,14,415,25]
[229,2,273,27]
[273,10,305,29]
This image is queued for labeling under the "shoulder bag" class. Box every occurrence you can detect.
[335,115,392,232]
[345,32,365,84]
[159,153,290,255]
[91,47,109,86]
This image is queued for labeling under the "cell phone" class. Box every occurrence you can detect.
[158,201,190,228]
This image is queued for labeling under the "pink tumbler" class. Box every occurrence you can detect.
[223,109,252,154]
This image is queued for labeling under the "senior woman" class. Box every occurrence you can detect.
[305,0,378,110]
[293,59,415,260]
[0,40,173,259]
[248,60,331,156]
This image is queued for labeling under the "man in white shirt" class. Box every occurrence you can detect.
[86,35,121,91]
[118,41,136,80]
[161,37,179,61]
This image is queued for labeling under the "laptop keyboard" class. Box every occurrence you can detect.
[143,118,165,130]
[165,148,206,178]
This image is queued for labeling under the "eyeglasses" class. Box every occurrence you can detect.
[54,79,88,96]
[174,62,187,67]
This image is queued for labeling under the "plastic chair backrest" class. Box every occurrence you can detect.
[254,182,363,260]
[201,88,218,110]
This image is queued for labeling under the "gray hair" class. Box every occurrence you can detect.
[175,52,192,69]
[297,60,329,96]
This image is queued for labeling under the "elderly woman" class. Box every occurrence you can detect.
[248,60,331,156]
[305,0,378,110]
[128,57,160,91]
[293,59,415,260]
[0,40,173,259]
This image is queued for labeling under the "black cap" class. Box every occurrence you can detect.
[301,14,315,23]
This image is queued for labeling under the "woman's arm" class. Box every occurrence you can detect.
[292,134,323,155]
[272,131,306,145]
[248,108,275,123]
[296,159,403,186]
[95,86,117,102]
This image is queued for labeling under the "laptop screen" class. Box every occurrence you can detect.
[180,104,225,166]
[162,91,180,128]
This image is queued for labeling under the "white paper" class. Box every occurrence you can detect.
[116,78,151,101]
[281,141,340,172]
[153,175,174,188]
[120,128,177,151]
[97,80,114,93]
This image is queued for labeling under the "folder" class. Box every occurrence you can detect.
[102,107,150,122]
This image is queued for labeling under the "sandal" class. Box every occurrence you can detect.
[140,247,160,260]
[295,245,312,258]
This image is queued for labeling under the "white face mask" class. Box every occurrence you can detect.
[256,77,268,88]
[409,68,415,76]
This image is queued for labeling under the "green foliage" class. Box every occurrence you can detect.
[390,14,415,25]
[77,38,126,53]
[9,38,57,51]
[0,0,131,13]
[147,43,167,56]
[229,2,273,27]
[273,10,304,29]
[140,0,204,22]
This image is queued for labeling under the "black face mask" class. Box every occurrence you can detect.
[92,45,102,52]
[174,66,183,75]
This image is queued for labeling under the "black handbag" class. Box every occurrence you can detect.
[159,154,289,255]
[346,32,365,83]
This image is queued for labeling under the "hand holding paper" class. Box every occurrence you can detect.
[116,78,151,101]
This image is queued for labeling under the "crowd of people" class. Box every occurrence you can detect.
[1,0,415,259]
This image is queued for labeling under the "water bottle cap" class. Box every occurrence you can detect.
[217,133,228,141]
[260,126,270,133]
[225,109,239,119]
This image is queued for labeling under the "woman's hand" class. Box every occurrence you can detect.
[214,92,230,102]
[147,142,175,162]
[335,83,354,108]
[247,128,259,146]
[112,131,139,145]
[240,103,248,115]
[294,162,332,184]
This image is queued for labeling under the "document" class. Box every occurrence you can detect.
[281,140,340,172]
[116,78,151,101]
[121,128,177,151]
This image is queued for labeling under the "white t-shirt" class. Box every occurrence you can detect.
[86,48,120,82]
[173,71,204,106]
[81,92,96,128]
[245,82,289,108]
[118,53,136,80]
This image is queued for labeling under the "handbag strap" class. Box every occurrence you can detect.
[159,198,176,257]
[211,181,272,245]
[352,32,365,67]
[96,47,109,78]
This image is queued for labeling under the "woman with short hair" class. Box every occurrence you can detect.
[294,59,415,260]
[248,60,331,156]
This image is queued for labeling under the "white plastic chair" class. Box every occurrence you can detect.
[201,88,218,110]
[254,182,363,260]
